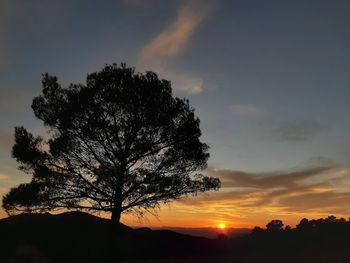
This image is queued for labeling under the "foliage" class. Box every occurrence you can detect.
[252,215,350,234]
[266,219,284,231]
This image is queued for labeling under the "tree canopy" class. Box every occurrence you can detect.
[2,64,220,225]
[266,220,284,231]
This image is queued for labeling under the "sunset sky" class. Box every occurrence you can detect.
[1,0,350,228]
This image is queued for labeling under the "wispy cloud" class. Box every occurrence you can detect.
[138,0,212,69]
[170,166,350,226]
[137,0,215,94]
[278,191,350,212]
[122,165,350,227]
[207,166,331,189]
[0,173,8,181]
[274,121,329,141]
[165,71,203,94]
[229,104,265,116]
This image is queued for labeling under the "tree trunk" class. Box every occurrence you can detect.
[111,206,122,230]
[104,162,125,262]
[105,167,125,262]
[104,207,122,263]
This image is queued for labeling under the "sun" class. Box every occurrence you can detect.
[218,223,226,229]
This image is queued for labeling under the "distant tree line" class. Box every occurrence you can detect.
[252,215,350,234]
[232,215,350,262]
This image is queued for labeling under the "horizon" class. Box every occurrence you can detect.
[1,0,350,229]
[4,209,346,239]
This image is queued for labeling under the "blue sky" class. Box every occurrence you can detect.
[1,0,350,226]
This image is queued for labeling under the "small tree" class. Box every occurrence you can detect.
[2,64,220,227]
[266,219,284,231]
[251,226,264,235]
[296,218,311,231]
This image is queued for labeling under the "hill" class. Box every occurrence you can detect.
[0,212,225,262]
[2,212,350,262]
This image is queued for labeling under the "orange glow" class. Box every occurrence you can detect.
[116,182,350,229]
[218,223,226,229]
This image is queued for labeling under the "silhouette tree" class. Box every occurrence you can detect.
[266,219,284,231]
[251,226,264,235]
[325,215,336,223]
[296,218,311,231]
[284,225,291,231]
[2,64,220,228]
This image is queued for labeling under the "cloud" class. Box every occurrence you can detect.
[165,71,203,94]
[0,173,8,181]
[278,191,350,212]
[174,166,350,225]
[229,104,265,116]
[125,165,350,227]
[206,167,331,189]
[274,121,329,141]
[137,0,215,94]
[138,0,212,69]
[307,156,337,167]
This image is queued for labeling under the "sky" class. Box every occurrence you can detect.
[1,0,350,228]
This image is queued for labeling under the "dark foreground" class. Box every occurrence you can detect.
[1,212,349,262]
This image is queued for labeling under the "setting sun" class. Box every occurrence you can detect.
[218,223,226,229]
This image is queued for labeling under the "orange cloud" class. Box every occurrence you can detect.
[0,174,8,181]
[206,166,331,189]
[137,0,215,94]
[121,166,350,228]
[138,0,212,69]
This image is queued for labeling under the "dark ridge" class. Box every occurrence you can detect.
[0,212,223,262]
[3,212,349,262]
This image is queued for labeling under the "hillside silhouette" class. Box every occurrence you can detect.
[1,212,350,262]
[0,212,225,262]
